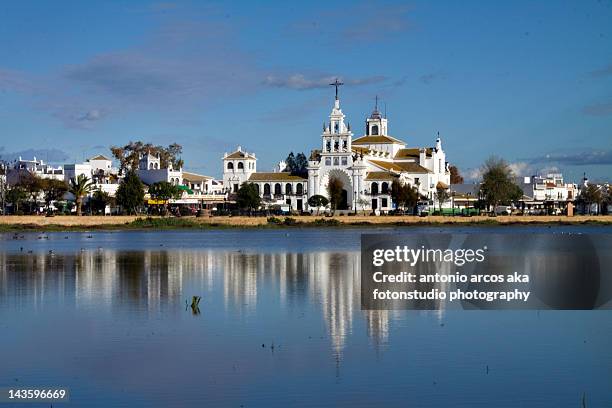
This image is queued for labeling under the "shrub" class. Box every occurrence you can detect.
[267,216,282,225]
[283,217,299,226]
[312,218,341,226]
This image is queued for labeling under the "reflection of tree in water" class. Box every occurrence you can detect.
[0,252,78,309]
[116,251,148,309]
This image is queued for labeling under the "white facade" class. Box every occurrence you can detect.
[137,152,183,186]
[222,91,452,213]
[520,173,576,214]
[6,157,65,185]
[307,94,450,212]
[222,146,257,193]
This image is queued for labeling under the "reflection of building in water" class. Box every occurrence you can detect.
[364,310,390,348]
[220,250,367,356]
[0,250,215,315]
[0,247,394,357]
[223,252,258,313]
[75,250,117,309]
[307,251,360,356]
[0,252,78,309]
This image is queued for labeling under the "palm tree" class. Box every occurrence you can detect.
[69,174,93,216]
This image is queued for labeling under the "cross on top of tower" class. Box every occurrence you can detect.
[329,78,344,100]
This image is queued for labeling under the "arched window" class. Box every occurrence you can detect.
[227,162,234,170]
[333,157,339,165]
[149,162,154,169]
[371,125,379,136]
[371,182,379,195]
[264,183,271,195]
[238,162,244,170]
[154,163,158,169]
[254,184,260,194]
[274,183,282,195]
[285,183,292,194]
[296,183,303,195]
[381,182,389,194]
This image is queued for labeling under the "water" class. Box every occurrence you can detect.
[1,227,611,407]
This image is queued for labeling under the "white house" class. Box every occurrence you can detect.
[137,152,183,186]
[6,157,65,185]
[222,146,257,194]
[520,173,576,215]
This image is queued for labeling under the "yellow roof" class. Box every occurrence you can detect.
[225,151,256,160]
[436,181,449,189]
[248,172,307,181]
[182,171,212,182]
[365,171,398,181]
[394,148,432,159]
[352,135,405,145]
[351,146,370,155]
[370,160,431,174]
[89,154,112,161]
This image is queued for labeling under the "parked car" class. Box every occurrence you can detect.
[416,202,430,216]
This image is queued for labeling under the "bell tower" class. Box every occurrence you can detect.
[365,96,388,136]
[320,79,353,169]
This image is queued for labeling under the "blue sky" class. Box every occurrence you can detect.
[1,0,611,182]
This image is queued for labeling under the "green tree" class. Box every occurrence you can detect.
[391,180,419,212]
[435,185,451,213]
[357,197,369,215]
[90,189,114,215]
[602,185,612,215]
[69,174,94,216]
[17,172,44,214]
[236,182,261,212]
[42,179,68,211]
[6,187,26,214]
[479,157,522,213]
[110,141,183,174]
[579,184,602,215]
[327,177,343,215]
[116,170,144,215]
[308,194,329,215]
[149,181,181,214]
[283,152,308,177]
[284,152,296,173]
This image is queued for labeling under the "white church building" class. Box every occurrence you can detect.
[223,83,451,213]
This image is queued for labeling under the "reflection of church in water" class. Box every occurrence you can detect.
[221,249,391,354]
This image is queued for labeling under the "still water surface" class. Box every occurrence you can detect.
[1,227,611,407]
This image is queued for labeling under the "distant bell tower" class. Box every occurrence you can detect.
[365,95,388,136]
[320,79,353,168]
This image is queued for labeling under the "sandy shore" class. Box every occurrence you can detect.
[0,214,611,228]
